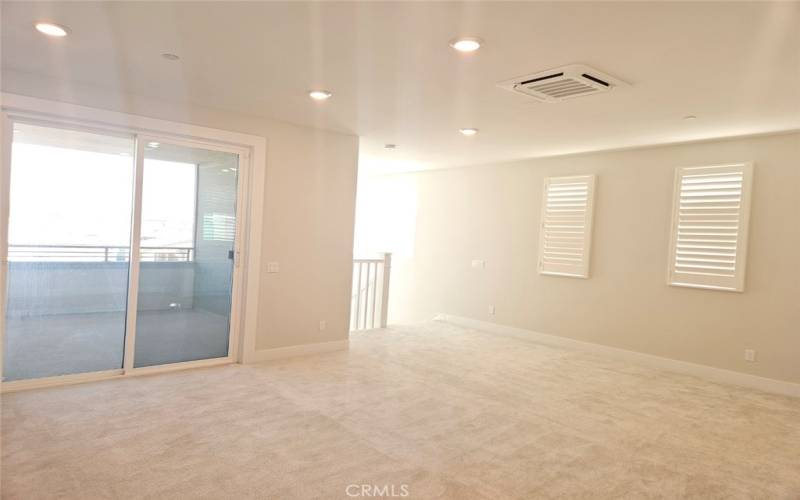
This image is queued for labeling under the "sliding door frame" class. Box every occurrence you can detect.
[0,112,11,383]
[123,134,250,374]
[122,135,145,373]
[0,93,266,392]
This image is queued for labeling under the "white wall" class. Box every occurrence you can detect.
[2,71,359,352]
[362,132,800,384]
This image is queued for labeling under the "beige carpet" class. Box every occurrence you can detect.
[2,321,799,499]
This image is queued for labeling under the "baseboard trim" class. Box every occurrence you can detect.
[434,314,800,398]
[247,339,349,363]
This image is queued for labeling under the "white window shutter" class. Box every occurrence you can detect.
[538,175,596,278]
[668,163,754,292]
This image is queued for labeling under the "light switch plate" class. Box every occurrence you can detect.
[267,262,280,273]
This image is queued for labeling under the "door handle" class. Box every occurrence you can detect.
[228,249,241,267]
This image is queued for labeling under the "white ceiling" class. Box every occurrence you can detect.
[2,1,799,173]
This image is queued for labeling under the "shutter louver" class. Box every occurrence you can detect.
[668,164,753,292]
[538,175,596,278]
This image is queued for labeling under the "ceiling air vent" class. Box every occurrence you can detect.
[498,64,628,102]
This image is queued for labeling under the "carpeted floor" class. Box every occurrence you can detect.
[2,321,799,499]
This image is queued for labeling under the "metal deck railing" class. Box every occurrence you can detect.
[7,245,194,263]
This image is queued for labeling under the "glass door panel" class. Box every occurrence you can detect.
[3,123,134,381]
[132,142,238,367]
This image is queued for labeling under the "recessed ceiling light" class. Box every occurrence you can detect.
[35,22,69,37]
[147,142,160,148]
[309,90,332,101]
[459,128,479,136]
[161,53,180,61]
[449,37,482,52]
[384,144,397,150]
[683,115,697,121]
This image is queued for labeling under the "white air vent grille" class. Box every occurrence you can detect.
[538,175,596,278]
[499,65,627,102]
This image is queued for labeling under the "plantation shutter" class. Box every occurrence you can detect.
[538,175,596,278]
[668,163,753,292]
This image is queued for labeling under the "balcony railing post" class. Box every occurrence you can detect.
[379,252,392,328]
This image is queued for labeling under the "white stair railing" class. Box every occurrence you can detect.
[350,252,391,331]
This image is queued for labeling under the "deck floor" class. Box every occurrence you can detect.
[3,309,229,381]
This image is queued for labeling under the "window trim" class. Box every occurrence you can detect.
[538,174,596,279]
[666,162,754,292]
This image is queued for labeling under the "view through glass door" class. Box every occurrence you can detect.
[2,124,241,382]
[3,123,135,381]
[131,141,239,367]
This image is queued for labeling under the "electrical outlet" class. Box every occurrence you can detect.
[744,349,757,362]
[488,305,495,316]
[266,262,280,273]
[319,320,327,331]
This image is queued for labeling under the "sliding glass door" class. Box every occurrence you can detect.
[1,124,242,383]
[3,123,135,380]
[132,141,239,367]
